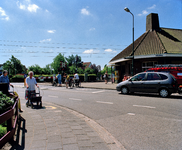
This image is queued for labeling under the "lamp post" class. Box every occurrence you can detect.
[124,7,134,76]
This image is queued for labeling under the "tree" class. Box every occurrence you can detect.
[77,67,84,74]
[51,53,66,73]
[90,64,99,74]
[28,64,43,75]
[84,68,94,74]
[66,55,83,67]
[42,64,52,75]
[101,64,111,74]
[3,55,24,75]
[69,66,76,74]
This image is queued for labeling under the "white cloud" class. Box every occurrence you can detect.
[0,7,9,21]
[83,49,93,54]
[81,8,90,15]
[45,9,49,13]
[138,4,156,16]
[47,30,56,33]
[40,38,51,42]
[18,3,26,10]
[17,0,40,13]
[89,28,95,31]
[138,10,149,16]
[105,49,112,52]
[148,4,156,9]
[83,49,100,54]
[27,4,39,12]
[105,49,117,53]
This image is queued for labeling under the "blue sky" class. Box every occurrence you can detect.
[0,0,182,69]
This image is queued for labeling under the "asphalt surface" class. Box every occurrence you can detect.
[12,83,182,150]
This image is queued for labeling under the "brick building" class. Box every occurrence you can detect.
[109,13,182,82]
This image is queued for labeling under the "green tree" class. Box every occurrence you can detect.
[66,55,83,67]
[101,64,111,75]
[68,66,76,74]
[3,55,24,75]
[51,53,66,73]
[84,68,94,74]
[28,64,43,75]
[42,64,52,75]
[77,67,84,74]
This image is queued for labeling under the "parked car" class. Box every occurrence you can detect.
[146,66,182,85]
[116,72,178,98]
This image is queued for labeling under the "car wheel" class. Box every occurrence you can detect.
[121,87,129,94]
[159,89,169,98]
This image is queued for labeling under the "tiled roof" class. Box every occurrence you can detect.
[157,28,182,54]
[83,62,91,68]
[110,28,182,63]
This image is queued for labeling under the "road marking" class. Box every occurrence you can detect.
[96,101,113,104]
[69,98,82,101]
[127,113,135,116]
[92,90,105,93]
[48,95,58,98]
[133,105,156,109]
[46,106,57,109]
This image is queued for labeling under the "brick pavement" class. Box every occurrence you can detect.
[2,99,124,150]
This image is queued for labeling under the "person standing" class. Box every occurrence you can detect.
[0,70,13,89]
[104,71,108,84]
[111,72,115,84]
[25,71,39,107]
[64,73,69,88]
[57,72,62,87]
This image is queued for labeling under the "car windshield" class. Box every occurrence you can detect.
[131,73,146,81]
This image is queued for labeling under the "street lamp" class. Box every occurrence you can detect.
[124,7,134,76]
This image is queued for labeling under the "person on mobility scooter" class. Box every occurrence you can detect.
[25,71,39,108]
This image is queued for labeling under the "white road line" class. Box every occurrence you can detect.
[48,95,58,98]
[96,101,113,105]
[133,105,156,109]
[69,98,82,101]
[92,90,105,94]
[127,113,135,116]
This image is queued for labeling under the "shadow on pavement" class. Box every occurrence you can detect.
[7,115,26,150]
[119,92,182,99]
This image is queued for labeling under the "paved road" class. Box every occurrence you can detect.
[14,84,182,150]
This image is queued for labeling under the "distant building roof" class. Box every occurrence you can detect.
[110,13,182,64]
[83,62,92,69]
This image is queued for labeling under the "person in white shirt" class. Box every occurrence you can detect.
[74,72,80,87]
[25,71,39,106]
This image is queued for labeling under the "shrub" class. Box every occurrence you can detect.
[0,91,14,114]
[88,74,96,76]
[11,75,24,82]
[0,125,7,139]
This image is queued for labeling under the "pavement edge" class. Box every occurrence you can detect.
[45,102,126,150]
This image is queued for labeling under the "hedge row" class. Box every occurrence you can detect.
[10,74,97,82]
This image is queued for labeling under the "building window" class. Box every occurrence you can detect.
[142,61,157,71]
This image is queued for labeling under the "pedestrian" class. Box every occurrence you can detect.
[64,73,69,88]
[25,71,39,107]
[74,72,80,87]
[57,72,62,87]
[111,72,115,84]
[104,71,108,84]
[0,70,14,90]
[122,75,128,81]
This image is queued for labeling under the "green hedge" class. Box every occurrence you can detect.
[0,125,7,139]
[0,91,14,114]
[88,74,96,76]
[11,75,24,82]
